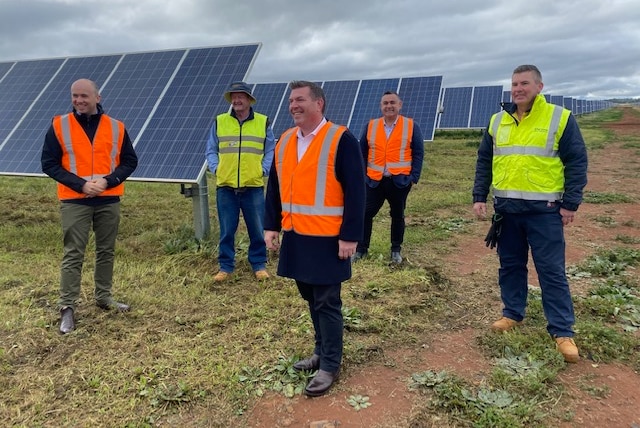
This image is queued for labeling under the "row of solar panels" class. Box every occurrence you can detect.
[246,77,442,141]
[503,91,613,116]
[0,45,614,183]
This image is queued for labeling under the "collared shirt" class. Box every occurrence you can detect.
[297,117,327,161]
[382,118,398,176]
[383,118,398,139]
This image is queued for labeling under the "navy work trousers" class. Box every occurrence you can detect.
[497,210,575,337]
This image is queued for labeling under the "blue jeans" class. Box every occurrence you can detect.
[497,210,575,337]
[216,186,266,273]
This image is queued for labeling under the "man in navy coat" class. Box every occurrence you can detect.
[264,81,365,397]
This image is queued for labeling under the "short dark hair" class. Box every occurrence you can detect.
[513,65,542,83]
[289,80,326,113]
[382,90,401,101]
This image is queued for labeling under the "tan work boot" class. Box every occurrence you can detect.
[490,316,523,332]
[254,270,269,280]
[214,271,230,282]
[555,337,579,363]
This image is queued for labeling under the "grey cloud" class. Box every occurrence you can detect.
[0,0,639,98]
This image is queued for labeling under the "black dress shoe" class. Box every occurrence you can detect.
[304,369,340,397]
[97,301,131,312]
[293,354,320,371]
[59,307,75,334]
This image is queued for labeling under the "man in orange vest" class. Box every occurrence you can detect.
[353,91,424,264]
[264,81,365,397]
[41,78,138,334]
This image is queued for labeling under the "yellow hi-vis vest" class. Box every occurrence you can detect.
[52,113,125,200]
[366,115,413,180]
[215,113,267,187]
[275,122,346,237]
[489,95,570,201]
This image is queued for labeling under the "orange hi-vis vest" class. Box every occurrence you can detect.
[366,115,413,180]
[275,122,346,237]
[52,113,126,200]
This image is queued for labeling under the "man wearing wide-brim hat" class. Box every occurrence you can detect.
[205,81,275,282]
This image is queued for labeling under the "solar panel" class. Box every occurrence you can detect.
[398,76,442,141]
[0,44,261,182]
[322,80,360,128]
[502,90,511,103]
[469,86,503,128]
[349,78,400,140]
[438,87,472,129]
[0,62,14,81]
[0,58,65,158]
[563,97,573,112]
[132,45,260,181]
[0,55,122,174]
[550,95,564,106]
[251,83,288,130]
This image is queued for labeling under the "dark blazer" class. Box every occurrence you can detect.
[264,126,366,285]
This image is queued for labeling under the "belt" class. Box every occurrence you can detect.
[219,186,248,193]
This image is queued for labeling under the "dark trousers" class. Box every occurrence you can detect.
[358,177,412,253]
[296,280,343,372]
[59,202,120,310]
[497,211,575,337]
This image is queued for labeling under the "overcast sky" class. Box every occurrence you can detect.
[1,0,639,99]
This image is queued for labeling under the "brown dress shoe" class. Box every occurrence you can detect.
[304,369,340,397]
[59,307,75,334]
[293,354,320,371]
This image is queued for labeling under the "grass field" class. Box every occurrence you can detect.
[1,107,639,427]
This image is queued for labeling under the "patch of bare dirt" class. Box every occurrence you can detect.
[243,107,640,428]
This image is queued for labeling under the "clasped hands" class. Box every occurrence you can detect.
[82,178,108,198]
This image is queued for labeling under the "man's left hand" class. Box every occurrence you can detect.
[338,240,357,260]
[560,208,576,226]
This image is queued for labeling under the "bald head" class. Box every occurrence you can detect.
[71,79,101,115]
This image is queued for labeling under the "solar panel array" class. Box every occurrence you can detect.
[0,44,261,182]
[0,44,615,183]
[249,76,442,141]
